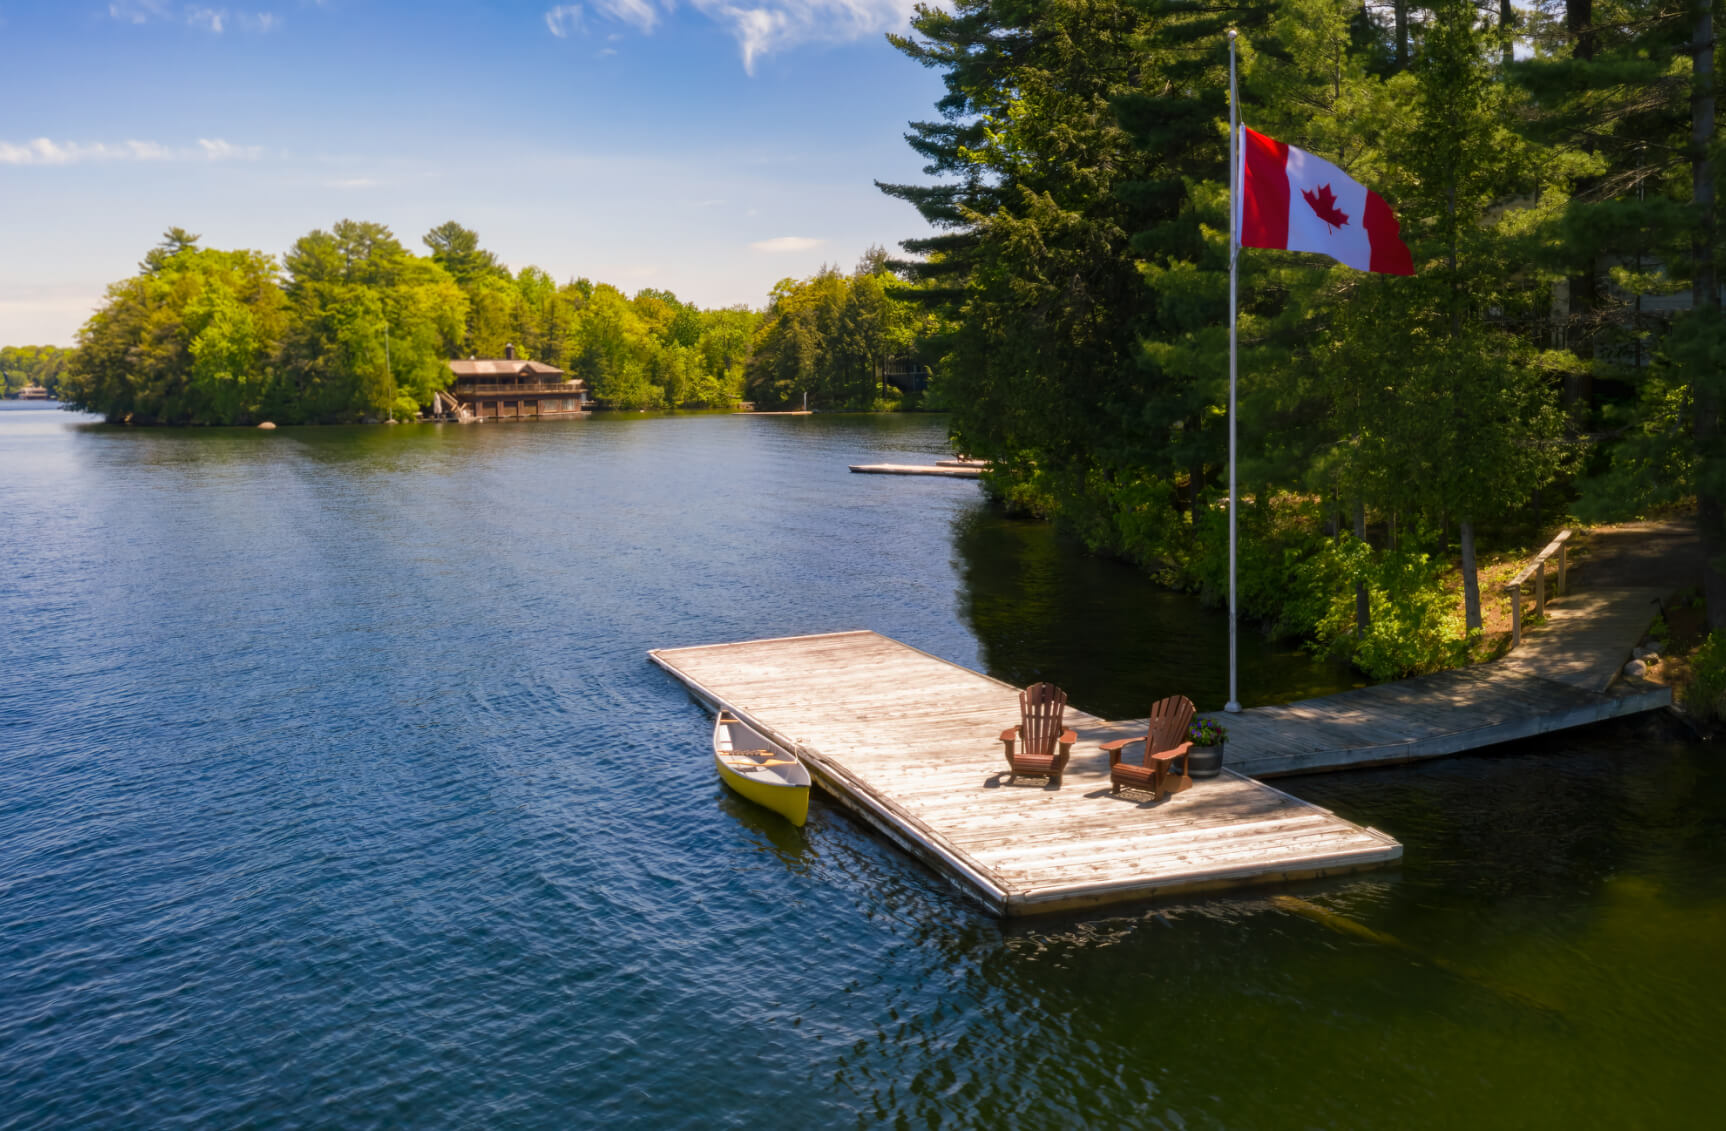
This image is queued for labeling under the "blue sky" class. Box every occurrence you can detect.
[0,1,949,345]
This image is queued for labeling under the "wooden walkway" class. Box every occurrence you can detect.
[650,631,1401,917]
[1200,586,1672,778]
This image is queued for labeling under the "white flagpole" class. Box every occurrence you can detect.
[1225,29,1241,715]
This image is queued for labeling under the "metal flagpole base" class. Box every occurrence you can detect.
[1224,700,1241,714]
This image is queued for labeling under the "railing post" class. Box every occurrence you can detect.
[1510,586,1522,647]
[1535,561,1546,616]
[1557,542,1567,595]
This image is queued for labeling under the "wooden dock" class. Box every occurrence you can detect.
[650,631,1401,917]
[1202,585,1672,777]
[849,463,983,478]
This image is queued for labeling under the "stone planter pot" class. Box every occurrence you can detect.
[1185,744,1224,779]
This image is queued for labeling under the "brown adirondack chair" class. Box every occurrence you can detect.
[999,682,1077,785]
[1102,695,1196,799]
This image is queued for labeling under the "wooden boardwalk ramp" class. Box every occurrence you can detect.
[650,631,1400,917]
[1202,586,1672,778]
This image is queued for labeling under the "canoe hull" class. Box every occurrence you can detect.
[712,712,810,827]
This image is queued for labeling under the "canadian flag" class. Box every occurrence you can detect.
[1238,125,1414,276]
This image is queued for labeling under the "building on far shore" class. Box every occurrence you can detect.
[432,344,587,421]
[15,385,51,400]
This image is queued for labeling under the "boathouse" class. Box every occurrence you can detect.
[437,345,586,421]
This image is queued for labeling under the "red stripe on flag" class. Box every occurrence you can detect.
[1364,190,1414,276]
[1240,126,1289,251]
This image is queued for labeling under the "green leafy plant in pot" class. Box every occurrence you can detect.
[1185,718,1227,778]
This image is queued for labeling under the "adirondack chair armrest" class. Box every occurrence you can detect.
[1149,741,1193,766]
[999,725,1020,757]
[1058,729,1076,754]
[1098,736,1142,752]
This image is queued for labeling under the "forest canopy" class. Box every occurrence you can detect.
[875,0,1723,671]
[55,222,771,424]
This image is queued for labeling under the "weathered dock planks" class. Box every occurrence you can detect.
[649,631,1400,916]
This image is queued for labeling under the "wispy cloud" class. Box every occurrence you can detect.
[546,2,920,74]
[0,138,262,166]
[694,2,921,74]
[196,138,262,160]
[750,236,823,253]
[544,4,583,38]
[186,6,224,32]
[595,0,659,33]
[108,2,281,33]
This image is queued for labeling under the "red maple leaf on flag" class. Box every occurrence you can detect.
[1302,184,1349,232]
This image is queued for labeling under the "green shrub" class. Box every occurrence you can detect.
[1684,631,1726,723]
[1284,540,1466,680]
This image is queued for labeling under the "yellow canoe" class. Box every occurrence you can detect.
[712,710,810,827]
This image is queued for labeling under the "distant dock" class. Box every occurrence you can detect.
[650,631,1401,916]
[850,459,986,478]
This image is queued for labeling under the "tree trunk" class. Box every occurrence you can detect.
[1460,518,1482,632]
[1564,264,1598,423]
[1395,1,1409,69]
[1690,0,1725,628]
[1567,0,1596,62]
[1500,0,1515,67]
[1355,494,1371,636]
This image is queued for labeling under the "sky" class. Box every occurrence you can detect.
[0,1,951,346]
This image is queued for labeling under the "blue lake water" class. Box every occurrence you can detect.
[1,402,1721,1127]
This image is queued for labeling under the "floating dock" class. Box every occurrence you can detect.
[849,463,983,478]
[649,631,1401,916]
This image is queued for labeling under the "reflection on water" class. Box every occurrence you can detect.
[952,507,1360,716]
[0,402,1721,1128]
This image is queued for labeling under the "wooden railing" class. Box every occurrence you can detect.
[1504,529,1572,647]
[456,382,584,396]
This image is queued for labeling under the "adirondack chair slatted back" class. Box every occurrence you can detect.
[1019,682,1068,757]
[1148,695,1196,757]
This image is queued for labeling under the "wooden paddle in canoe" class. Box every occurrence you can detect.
[712,710,811,827]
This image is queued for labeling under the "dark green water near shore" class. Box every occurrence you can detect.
[1,402,1720,1128]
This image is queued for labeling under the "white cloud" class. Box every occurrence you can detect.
[197,138,262,160]
[0,137,262,165]
[544,4,583,38]
[326,177,378,189]
[109,0,170,23]
[750,236,823,252]
[595,0,659,33]
[561,2,920,74]
[692,1,920,74]
[107,3,280,33]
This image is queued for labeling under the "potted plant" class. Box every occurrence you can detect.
[1185,718,1227,778]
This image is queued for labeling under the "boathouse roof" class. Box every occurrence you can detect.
[448,358,564,378]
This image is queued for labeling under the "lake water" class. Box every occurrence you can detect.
[1,402,1720,1128]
